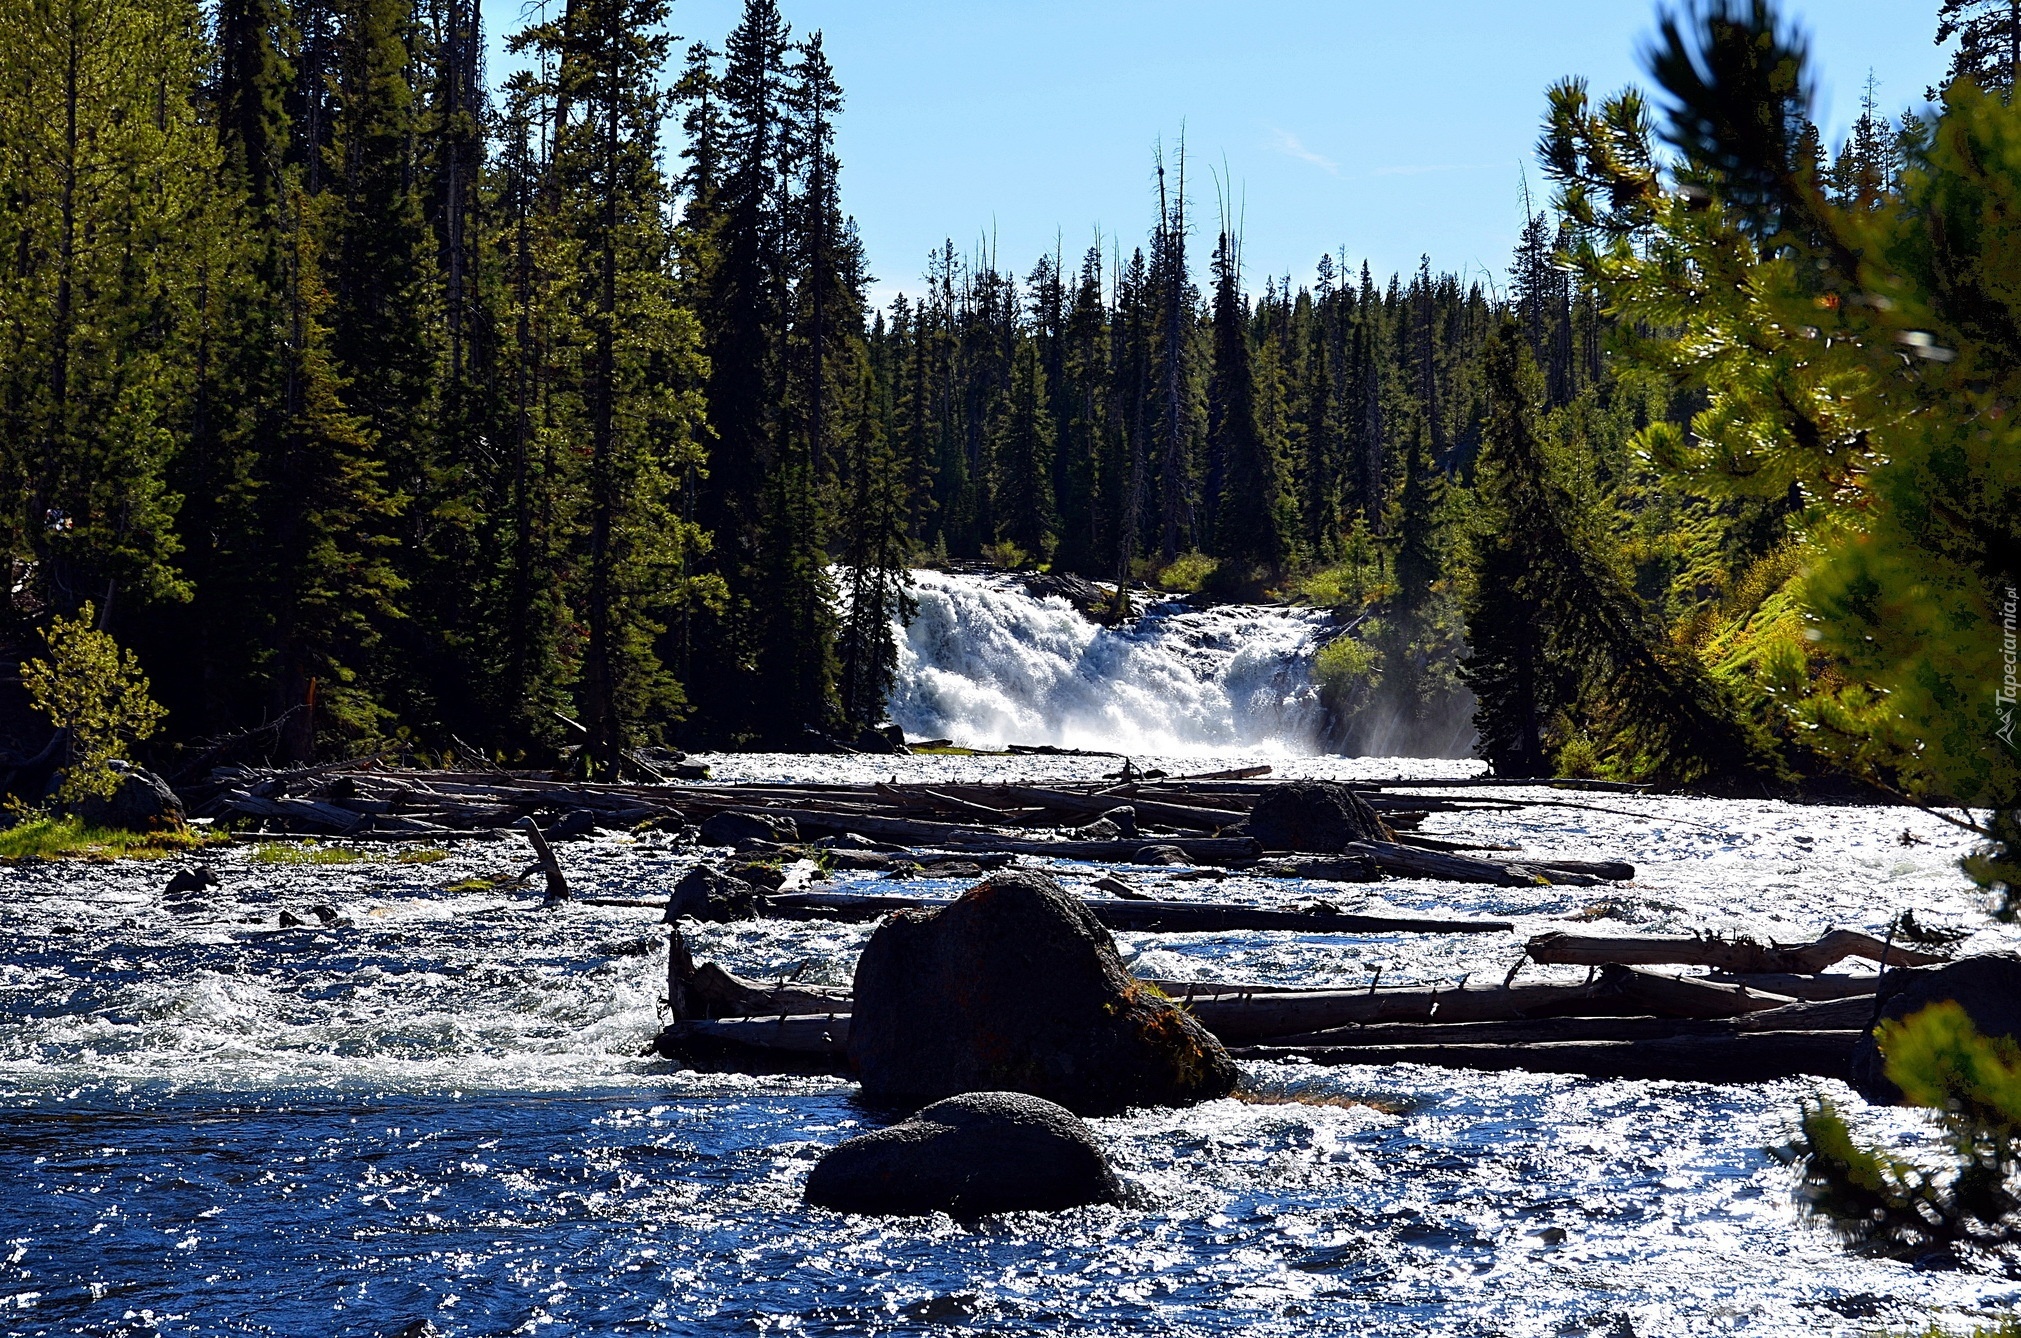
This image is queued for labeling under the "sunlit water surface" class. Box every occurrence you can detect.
[3,754,2018,1336]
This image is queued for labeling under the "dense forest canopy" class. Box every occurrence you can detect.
[0,0,2014,876]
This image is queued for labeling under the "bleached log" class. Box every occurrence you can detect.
[1234,1031,1857,1083]
[1525,928,1948,974]
[762,890,1512,937]
[515,816,569,900]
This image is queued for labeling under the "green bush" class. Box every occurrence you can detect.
[21,603,167,803]
[1154,552,1219,594]
[1313,635,1375,701]
[1784,1003,2021,1257]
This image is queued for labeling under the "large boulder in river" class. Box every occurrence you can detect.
[72,765,184,832]
[804,1091,1122,1216]
[847,869,1238,1115]
[1244,781,1388,853]
[1850,955,2021,1104]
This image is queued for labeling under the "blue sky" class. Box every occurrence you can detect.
[482,1,1951,308]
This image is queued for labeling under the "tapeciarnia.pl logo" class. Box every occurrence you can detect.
[2000,585,2018,753]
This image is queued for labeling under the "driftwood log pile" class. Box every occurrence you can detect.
[659,917,1952,1088]
[190,762,1956,1091]
[191,764,1634,887]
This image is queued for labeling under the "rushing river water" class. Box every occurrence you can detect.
[3,753,2019,1337]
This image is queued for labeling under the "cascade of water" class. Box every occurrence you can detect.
[885,570,1328,754]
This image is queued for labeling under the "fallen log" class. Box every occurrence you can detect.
[515,816,569,900]
[1526,929,1948,974]
[1525,858,1637,881]
[1250,856,1381,883]
[1234,1031,1857,1083]
[764,807,1260,862]
[220,791,363,834]
[1261,1015,1737,1046]
[1180,965,1794,1043]
[1334,840,1631,886]
[1702,971,1884,1001]
[763,890,1512,937]
[666,1013,851,1053]
[997,785,1248,832]
[1733,994,1882,1031]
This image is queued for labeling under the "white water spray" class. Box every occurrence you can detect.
[885,570,1328,754]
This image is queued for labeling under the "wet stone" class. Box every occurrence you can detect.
[803,1091,1123,1217]
[847,868,1238,1115]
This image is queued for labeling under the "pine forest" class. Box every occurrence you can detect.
[0,0,2014,851]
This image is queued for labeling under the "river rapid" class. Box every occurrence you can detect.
[2,752,2018,1336]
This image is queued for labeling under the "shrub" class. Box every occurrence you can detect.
[1784,1003,2021,1258]
[20,603,166,803]
[1154,552,1219,593]
[1313,634,1376,706]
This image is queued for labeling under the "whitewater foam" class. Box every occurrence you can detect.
[886,570,1329,753]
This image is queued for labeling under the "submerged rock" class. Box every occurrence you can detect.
[72,765,184,833]
[847,869,1238,1115]
[1245,781,1389,853]
[1067,806,1137,841]
[541,809,598,841]
[664,864,763,923]
[1850,955,2021,1104]
[164,866,220,898]
[1133,844,1190,866]
[803,1091,1122,1216]
[698,810,799,847]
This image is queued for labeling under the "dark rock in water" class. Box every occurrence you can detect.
[309,904,340,925]
[1067,806,1137,841]
[1257,856,1381,883]
[1245,782,1389,853]
[732,860,789,892]
[664,865,764,923]
[72,765,184,833]
[824,849,895,871]
[1133,844,1190,866]
[1019,572,1118,622]
[848,869,1238,1115]
[803,1091,1123,1216]
[541,809,598,841]
[698,810,799,847]
[278,910,307,928]
[1091,873,1148,900]
[819,832,890,851]
[853,724,910,755]
[165,866,220,898]
[1850,955,2021,1104]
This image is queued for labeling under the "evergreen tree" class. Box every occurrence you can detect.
[680,0,791,741]
[991,339,1056,561]
[1204,226,1286,574]
[1937,0,2021,100]
[1148,149,1198,562]
[1463,322,1579,776]
[0,0,209,627]
[530,0,714,772]
[836,360,914,731]
[1052,244,1112,576]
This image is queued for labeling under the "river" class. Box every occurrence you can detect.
[1,577,2017,1335]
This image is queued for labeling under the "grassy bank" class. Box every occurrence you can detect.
[0,815,221,861]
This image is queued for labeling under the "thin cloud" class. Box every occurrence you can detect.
[1269,127,1339,176]
[1371,163,1497,177]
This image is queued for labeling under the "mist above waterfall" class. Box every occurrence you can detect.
[885,570,1328,754]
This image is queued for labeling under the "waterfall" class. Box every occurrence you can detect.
[885,570,1328,754]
